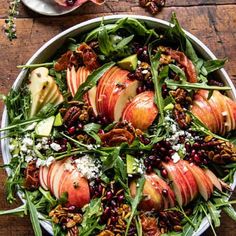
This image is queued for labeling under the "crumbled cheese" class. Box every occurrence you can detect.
[142,69,149,75]
[64,162,75,172]
[50,142,61,152]
[22,137,33,146]
[36,158,44,168]
[35,143,42,150]
[41,137,49,145]
[45,156,55,167]
[74,155,101,180]
[43,144,49,150]
[171,152,180,163]
[25,155,34,163]
[20,145,28,153]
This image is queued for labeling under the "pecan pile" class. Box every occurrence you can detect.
[140,0,166,15]
[24,161,39,190]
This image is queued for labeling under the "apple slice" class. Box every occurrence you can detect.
[39,166,49,190]
[187,163,213,201]
[66,66,77,97]
[203,169,222,192]
[146,173,176,209]
[96,66,120,114]
[224,96,236,132]
[192,94,218,133]
[162,161,188,206]
[122,91,158,130]
[130,179,164,211]
[59,169,90,208]
[177,160,198,202]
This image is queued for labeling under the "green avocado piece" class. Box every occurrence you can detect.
[54,113,63,127]
[117,54,138,71]
[126,154,139,174]
[35,116,55,137]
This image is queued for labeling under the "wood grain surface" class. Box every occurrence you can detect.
[0,0,236,235]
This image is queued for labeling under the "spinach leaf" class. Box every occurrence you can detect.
[114,34,134,50]
[98,23,113,56]
[80,198,104,236]
[74,61,115,100]
[83,123,101,144]
[203,58,227,74]
[25,191,43,236]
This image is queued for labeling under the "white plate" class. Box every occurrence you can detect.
[1,15,236,236]
[22,0,79,16]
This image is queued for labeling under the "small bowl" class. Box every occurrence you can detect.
[1,15,236,235]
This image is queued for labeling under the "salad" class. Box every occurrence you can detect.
[1,15,236,236]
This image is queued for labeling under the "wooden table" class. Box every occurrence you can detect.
[0,0,236,235]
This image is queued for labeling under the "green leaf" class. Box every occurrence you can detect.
[0,204,26,217]
[80,198,104,236]
[207,201,221,227]
[73,61,115,101]
[98,23,113,56]
[204,58,227,74]
[115,35,134,50]
[125,177,145,236]
[166,79,231,91]
[148,44,165,123]
[169,64,187,81]
[25,191,42,236]
[83,123,101,144]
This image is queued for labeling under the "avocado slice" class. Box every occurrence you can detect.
[54,113,63,127]
[117,54,138,71]
[35,116,55,137]
[126,154,139,174]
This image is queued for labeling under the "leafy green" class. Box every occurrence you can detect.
[204,58,227,74]
[0,204,26,217]
[206,201,221,227]
[83,123,101,144]
[125,177,145,236]
[73,62,115,100]
[148,45,165,122]
[80,198,104,236]
[98,23,113,56]
[25,191,43,236]
[214,198,236,221]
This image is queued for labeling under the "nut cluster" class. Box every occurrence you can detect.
[49,205,82,233]
[157,210,183,233]
[24,161,39,190]
[139,0,166,15]
[173,103,191,129]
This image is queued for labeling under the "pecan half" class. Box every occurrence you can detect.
[24,161,39,190]
[63,106,81,127]
[100,128,135,146]
[140,214,161,236]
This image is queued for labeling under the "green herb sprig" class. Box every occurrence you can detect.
[4,0,20,41]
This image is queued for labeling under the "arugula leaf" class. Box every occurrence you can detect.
[73,62,115,101]
[166,79,231,91]
[114,35,134,50]
[148,45,165,122]
[80,198,104,236]
[206,201,221,227]
[83,123,101,144]
[125,177,145,236]
[214,198,236,221]
[25,191,43,236]
[0,204,26,217]
[203,58,227,74]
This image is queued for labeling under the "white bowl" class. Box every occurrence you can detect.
[1,15,236,236]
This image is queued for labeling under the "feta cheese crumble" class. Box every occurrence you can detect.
[74,155,101,180]
[50,142,61,152]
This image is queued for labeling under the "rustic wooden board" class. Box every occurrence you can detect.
[0,1,236,236]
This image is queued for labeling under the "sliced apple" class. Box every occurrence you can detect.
[177,160,198,202]
[28,67,64,117]
[122,91,158,130]
[162,161,188,206]
[39,166,49,191]
[59,169,90,208]
[203,168,222,192]
[130,178,164,211]
[187,162,213,201]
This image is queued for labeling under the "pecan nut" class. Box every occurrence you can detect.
[63,106,81,127]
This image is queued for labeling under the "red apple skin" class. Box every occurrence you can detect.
[145,173,176,209]
[39,166,49,191]
[225,96,236,131]
[177,160,198,202]
[162,161,188,206]
[59,169,90,208]
[130,178,164,211]
[191,94,218,133]
[187,163,213,201]
[203,169,222,192]
[96,66,119,116]
[122,91,158,130]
